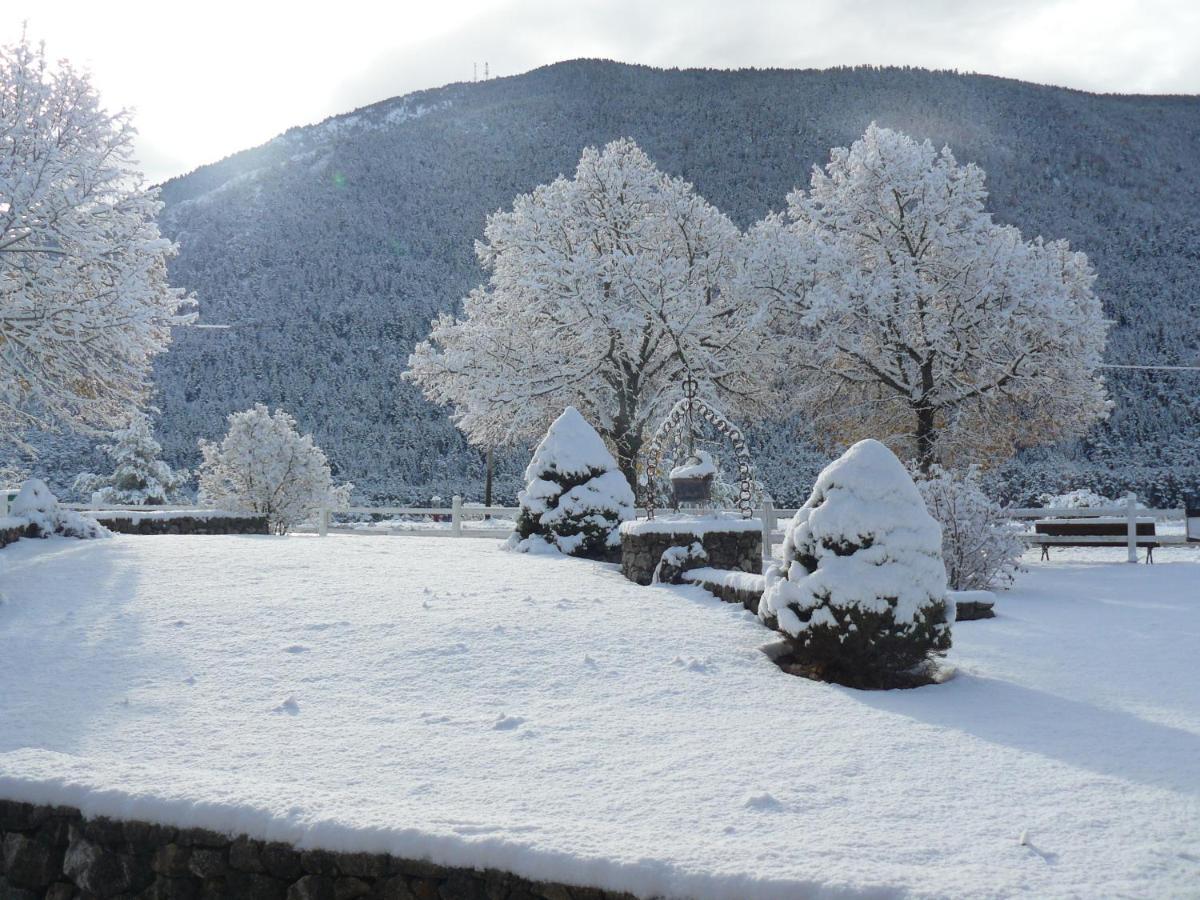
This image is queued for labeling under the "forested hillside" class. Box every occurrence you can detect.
[33,61,1200,504]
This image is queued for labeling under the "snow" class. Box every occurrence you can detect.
[668,451,718,480]
[1,535,1198,898]
[7,479,109,540]
[522,407,627,482]
[682,567,765,593]
[620,515,763,536]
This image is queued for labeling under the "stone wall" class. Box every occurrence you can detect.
[92,514,269,536]
[0,522,39,551]
[0,799,639,900]
[620,524,761,586]
[683,572,765,614]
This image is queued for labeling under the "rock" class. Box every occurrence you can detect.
[288,874,336,900]
[63,829,152,896]
[300,849,339,875]
[437,873,487,900]
[187,848,227,879]
[0,874,40,900]
[334,876,372,900]
[44,883,76,900]
[139,875,201,900]
[152,845,192,878]
[337,853,387,879]
[228,838,265,874]
[391,860,448,880]
[371,875,416,900]
[0,803,51,834]
[225,871,287,900]
[2,832,62,889]
[408,878,440,900]
[80,818,126,846]
[260,844,303,881]
[123,822,177,846]
[175,829,227,849]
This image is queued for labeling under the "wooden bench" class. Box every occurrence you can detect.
[1034,517,1160,563]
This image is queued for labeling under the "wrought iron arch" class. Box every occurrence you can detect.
[641,376,755,520]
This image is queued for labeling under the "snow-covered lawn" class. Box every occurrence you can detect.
[1,535,1197,899]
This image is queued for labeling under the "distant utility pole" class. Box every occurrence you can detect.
[484,61,489,80]
[473,62,477,83]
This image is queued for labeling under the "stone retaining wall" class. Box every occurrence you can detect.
[0,799,639,900]
[620,524,761,586]
[684,574,764,614]
[93,515,269,536]
[0,522,39,551]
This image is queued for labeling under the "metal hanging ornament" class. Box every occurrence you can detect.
[641,375,756,520]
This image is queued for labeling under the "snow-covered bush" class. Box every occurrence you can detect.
[759,440,951,689]
[8,479,109,539]
[510,407,635,559]
[73,414,189,505]
[198,405,352,535]
[1037,488,1128,509]
[916,466,1024,591]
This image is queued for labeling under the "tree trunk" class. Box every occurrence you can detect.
[612,425,641,494]
[915,404,937,474]
[914,359,938,474]
[483,447,494,519]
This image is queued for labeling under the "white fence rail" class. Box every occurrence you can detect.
[21,491,1197,564]
[314,495,802,553]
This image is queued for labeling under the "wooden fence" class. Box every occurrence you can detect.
[26,493,1198,564]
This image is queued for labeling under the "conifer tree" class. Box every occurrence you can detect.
[512,407,635,559]
[759,439,951,688]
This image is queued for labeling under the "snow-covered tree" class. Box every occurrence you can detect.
[406,138,777,483]
[757,123,1109,472]
[510,406,635,559]
[759,439,951,688]
[0,32,194,444]
[73,414,189,505]
[197,405,351,535]
[916,465,1023,591]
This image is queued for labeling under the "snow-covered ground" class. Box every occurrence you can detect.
[1,535,1197,899]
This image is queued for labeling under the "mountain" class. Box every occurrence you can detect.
[39,60,1200,505]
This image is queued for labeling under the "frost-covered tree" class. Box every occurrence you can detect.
[198,405,351,534]
[73,414,189,505]
[759,123,1109,472]
[0,32,193,442]
[407,138,776,483]
[510,406,635,559]
[916,465,1023,591]
[759,439,951,688]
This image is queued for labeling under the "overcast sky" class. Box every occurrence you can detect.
[6,0,1198,183]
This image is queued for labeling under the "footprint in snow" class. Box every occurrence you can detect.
[744,793,783,811]
[272,696,300,715]
[672,655,715,673]
[583,654,598,668]
[283,644,309,654]
[184,675,197,685]
[492,714,526,731]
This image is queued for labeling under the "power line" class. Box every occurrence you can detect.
[1101,363,1200,372]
